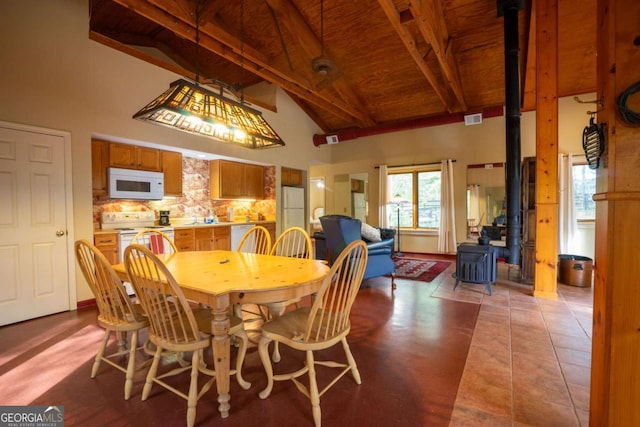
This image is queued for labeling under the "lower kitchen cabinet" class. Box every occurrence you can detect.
[214,226,230,250]
[174,228,195,251]
[195,227,215,251]
[175,226,231,251]
[94,233,119,265]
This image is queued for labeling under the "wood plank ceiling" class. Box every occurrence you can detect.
[89,0,596,138]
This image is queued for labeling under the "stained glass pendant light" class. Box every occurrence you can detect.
[132,1,284,149]
[133,79,285,149]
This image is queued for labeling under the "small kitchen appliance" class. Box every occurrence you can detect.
[108,167,165,200]
[159,210,171,225]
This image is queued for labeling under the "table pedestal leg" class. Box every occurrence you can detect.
[211,305,231,418]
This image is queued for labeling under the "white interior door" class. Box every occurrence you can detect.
[0,124,72,326]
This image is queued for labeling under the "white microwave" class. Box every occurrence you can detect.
[108,167,165,200]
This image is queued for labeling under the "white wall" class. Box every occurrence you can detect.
[0,0,329,301]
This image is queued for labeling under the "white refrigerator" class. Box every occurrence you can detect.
[352,192,366,223]
[282,186,305,230]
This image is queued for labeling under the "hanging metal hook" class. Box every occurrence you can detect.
[574,96,604,115]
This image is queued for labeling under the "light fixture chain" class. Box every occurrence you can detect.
[195,0,200,85]
[320,0,324,57]
[240,0,245,104]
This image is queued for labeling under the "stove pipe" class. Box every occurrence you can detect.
[497,0,523,265]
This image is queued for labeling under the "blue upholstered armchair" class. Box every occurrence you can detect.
[315,215,396,290]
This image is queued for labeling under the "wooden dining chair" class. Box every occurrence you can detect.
[131,228,198,311]
[236,225,272,255]
[270,226,313,259]
[258,240,368,427]
[74,239,150,400]
[264,226,314,361]
[235,225,273,327]
[130,228,178,255]
[124,244,250,427]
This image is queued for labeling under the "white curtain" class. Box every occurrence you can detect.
[558,154,578,254]
[378,164,389,228]
[438,159,457,253]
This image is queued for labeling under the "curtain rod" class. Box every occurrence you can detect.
[374,159,456,169]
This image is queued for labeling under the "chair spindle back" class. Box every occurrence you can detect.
[270,227,312,259]
[304,240,368,342]
[75,239,141,325]
[237,225,272,255]
[130,229,178,256]
[124,244,201,345]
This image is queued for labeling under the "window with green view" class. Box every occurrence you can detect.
[388,169,441,229]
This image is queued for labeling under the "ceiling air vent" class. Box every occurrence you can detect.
[326,135,339,144]
[464,113,483,126]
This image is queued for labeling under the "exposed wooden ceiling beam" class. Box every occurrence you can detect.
[115,0,373,126]
[377,0,456,112]
[89,30,277,112]
[406,0,467,111]
[264,0,377,127]
[198,0,226,25]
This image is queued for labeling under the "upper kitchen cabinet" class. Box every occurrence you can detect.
[92,139,183,198]
[108,142,162,172]
[209,160,264,199]
[162,150,183,197]
[281,167,303,187]
[92,139,109,196]
[244,164,265,198]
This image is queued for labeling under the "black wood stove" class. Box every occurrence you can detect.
[454,242,498,295]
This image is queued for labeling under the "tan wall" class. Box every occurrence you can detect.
[0,1,328,301]
[311,96,595,254]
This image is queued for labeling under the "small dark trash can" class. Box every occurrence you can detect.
[558,254,593,287]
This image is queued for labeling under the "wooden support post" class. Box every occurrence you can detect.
[590,0,640,425]
[533,0,559,298]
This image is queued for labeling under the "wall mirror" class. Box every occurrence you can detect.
[466,164,505,237]
[309,177,325,232]
[334,172,368,223]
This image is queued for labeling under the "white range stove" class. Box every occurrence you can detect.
[101,211,174,263]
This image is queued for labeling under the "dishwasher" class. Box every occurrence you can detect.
[230,224,254,251]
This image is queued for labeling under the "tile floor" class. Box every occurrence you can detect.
[434,261,593,426]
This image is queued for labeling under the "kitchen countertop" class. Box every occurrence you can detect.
[171,220,274,229]
[94,220,275,234]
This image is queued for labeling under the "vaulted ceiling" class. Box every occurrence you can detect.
[89,0,596,137]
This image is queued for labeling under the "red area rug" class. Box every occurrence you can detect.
[393,257,451,282]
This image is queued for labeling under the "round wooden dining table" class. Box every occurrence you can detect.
[112,249,329,419]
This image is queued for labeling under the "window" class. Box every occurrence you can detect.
[388,168,442,229]
[572,164,596,220]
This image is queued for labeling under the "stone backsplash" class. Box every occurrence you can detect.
[93,157,276,228]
